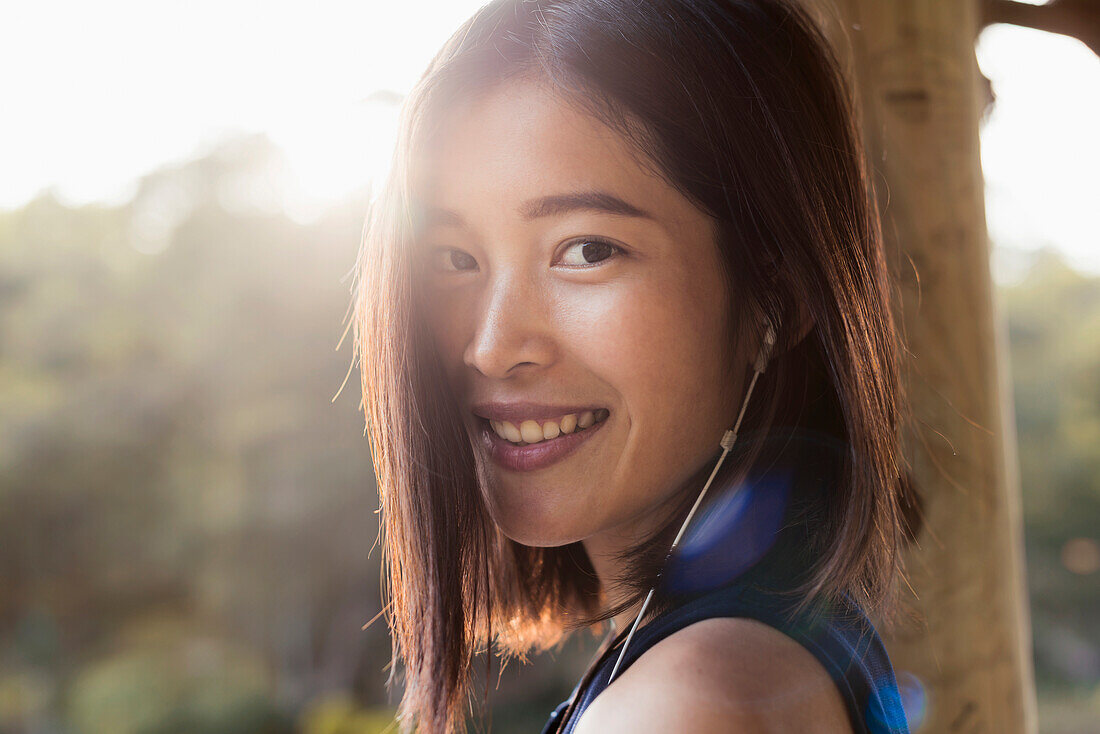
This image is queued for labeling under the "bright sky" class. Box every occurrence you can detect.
[1,2,1097,274]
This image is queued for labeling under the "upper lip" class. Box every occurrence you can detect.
[471,400,608,423]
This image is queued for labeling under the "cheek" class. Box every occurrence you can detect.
[558,263,734,496]
[421,292,472,380]
[563,271,730,420]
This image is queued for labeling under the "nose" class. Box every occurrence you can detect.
[463,271,556,380]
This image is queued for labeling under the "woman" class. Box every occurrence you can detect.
[352,0,917,731]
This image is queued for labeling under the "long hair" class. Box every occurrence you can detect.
[351,1,916,731]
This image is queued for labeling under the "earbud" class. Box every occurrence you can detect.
[753,318,780,374]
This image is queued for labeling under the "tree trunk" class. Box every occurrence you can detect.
[806,1,1039,731]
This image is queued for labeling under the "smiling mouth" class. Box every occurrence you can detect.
[482,408,610,446]
[476,409,610,472]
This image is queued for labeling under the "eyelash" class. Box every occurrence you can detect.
[429,237,626,273]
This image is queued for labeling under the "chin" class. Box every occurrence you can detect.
[485,487,590,548]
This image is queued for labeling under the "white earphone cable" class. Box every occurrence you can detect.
[605,322,777,685]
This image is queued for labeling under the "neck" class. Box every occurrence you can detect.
[582,524,655,634]
[581,454,729,634]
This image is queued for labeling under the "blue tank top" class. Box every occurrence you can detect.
[541,440,912,733]
[540,568,911,734]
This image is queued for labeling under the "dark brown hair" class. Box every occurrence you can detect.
[351,0,916,731]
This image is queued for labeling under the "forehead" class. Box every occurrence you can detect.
[412,75,696,230]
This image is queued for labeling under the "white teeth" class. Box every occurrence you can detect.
[520,420,543,443]
[486,410,608,445]
[501,420,522,442]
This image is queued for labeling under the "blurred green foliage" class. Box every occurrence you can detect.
[1002,250,1100,702]
[0,135,1095,732]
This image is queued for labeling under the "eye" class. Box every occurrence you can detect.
[557,237,625,267]
[430,247,478,273]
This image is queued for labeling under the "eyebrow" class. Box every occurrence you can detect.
[519,190,654,220]
[418,190,654,229]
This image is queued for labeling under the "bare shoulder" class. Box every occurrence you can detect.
[574,617,854,734]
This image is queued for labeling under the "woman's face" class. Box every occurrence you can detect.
[413,75,749,550]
